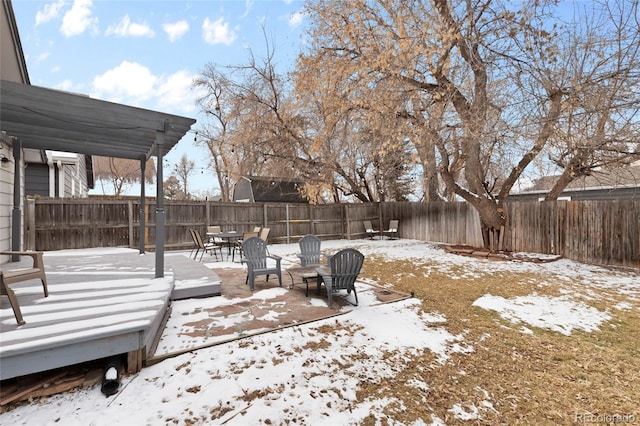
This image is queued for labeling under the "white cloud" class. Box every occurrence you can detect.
[55,79,83,93]
[240,0,254,19]
[288,10,304,27]
[60,0,98,37]
[155,70,198,114]
[91,62,196,114]
[92,61,157,105]
[162,20,189,42]
[35,0,66,26]
[202,17,237,46]
[106,14,155,38]
[35,52,51,63]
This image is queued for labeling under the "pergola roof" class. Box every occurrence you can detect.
[0,79,195,160]
[1,78,196,278]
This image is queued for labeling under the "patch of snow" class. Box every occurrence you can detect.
[450,402,480,420]
[2,240,638,425]
[473,294,611,335]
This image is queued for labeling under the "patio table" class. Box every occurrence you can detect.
[287,264,365,298]
[207,231,243,258]
[286,265,322,296]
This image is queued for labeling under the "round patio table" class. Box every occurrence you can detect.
[206,231,243,258]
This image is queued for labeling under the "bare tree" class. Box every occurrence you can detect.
[172,154,196,199]
[93,156,156,196]
[194,57,277,201]
[299,0,640,248]
[194,27,414,203]
[163,175,184,200]
[543,1,640,199]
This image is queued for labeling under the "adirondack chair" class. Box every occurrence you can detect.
[383,220,400,240]
[242,236,283,291]
[296,234,322,266]
[363,220,377,239]
[0,250,49,325]
[316,248,364,307]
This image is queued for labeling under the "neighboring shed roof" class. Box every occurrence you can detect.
[512,165,640,201]
[524,166,640,192]
[234,176,308,203]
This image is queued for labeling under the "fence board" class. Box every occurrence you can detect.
[505,200,639,269]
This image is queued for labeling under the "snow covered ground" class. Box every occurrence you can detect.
[1,239,638,425]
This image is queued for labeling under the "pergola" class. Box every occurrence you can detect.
[0,79,196,277]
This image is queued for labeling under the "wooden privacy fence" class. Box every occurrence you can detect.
[23,199,481,249]
[506,200,640,269]
[23,198,639,268]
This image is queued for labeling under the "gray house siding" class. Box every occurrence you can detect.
[24,163,49,197]
[63,162,72,197]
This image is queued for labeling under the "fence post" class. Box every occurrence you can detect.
[285,204,291,244]
[263,204,268,228]
[378,202,384,239]
[308,203,315,235]
[25,198,36,250]
[344,204,350,240]
[128,201,134,248]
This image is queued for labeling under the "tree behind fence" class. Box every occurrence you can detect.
[25,198,639,268]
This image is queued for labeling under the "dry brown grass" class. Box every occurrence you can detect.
[356,254,640,425]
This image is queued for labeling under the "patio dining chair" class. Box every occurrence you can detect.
[258,227,271,254]
[190,229,223,262]
[232,231,259,262]
[363,220,378,239]
[383,220,400,240]
[242,236,283,291]
[296,234,322,266]
[316,248,364,307]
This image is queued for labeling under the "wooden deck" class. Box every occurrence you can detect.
[0,248,221,381]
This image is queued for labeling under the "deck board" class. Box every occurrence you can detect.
[1,249,221,381]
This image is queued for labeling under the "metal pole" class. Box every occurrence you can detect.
[155,125,166,278]
[10,138,22,261]
[139,157,146,254]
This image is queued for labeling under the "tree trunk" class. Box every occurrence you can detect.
[422,144,440,202]
[545,169,575,201]
[472,198,506,251]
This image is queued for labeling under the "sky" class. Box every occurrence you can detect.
[1,238,638,424]
[11,0,307,196]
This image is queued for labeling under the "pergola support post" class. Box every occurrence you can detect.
[139,157,146,255]
[155,126,166,278]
